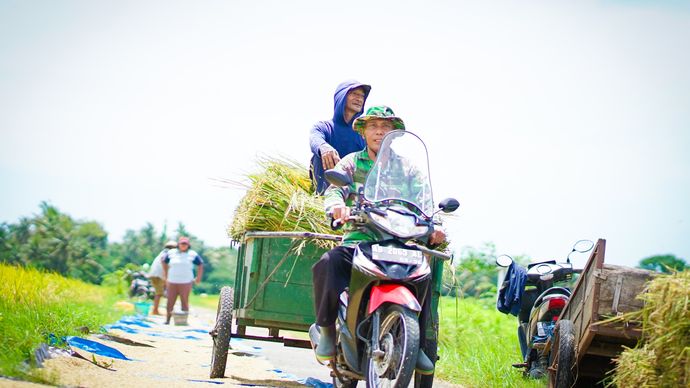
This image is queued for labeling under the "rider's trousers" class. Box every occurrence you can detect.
[312,246,354,326]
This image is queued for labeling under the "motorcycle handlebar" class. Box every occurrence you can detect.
[328,213,364,230]
[407,243,453,261]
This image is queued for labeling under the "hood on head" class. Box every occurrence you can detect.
[333,80,371,125]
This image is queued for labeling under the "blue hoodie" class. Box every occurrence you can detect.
[309,80,370,194]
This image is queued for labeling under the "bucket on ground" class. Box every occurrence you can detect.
[134,301,151,316]
[173,311,189,325]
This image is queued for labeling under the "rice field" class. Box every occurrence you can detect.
[0,263,123,381]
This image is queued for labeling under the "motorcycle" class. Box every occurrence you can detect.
[495,240,594,380]
[309,130,459,388]
[126,269,155,300]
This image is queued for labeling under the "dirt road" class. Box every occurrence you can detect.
[2,306,460,387]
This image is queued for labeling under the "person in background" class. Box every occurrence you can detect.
[148,240,177,315]
[161,236,204,324]
[309,80,371,194]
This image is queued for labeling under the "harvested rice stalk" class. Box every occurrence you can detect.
[610,270,690,387]
[227,156,341,249]
[225,156,455,254]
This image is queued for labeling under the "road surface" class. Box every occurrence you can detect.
[1,305,461,387]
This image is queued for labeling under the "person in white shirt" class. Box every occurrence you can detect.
[161,236,204,324]
[148,240,177,315]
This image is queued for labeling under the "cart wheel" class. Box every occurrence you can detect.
[413,339,437,388]
[553,319,576,388]
[210,286,233,378]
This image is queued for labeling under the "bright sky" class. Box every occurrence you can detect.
[1,1,689,268]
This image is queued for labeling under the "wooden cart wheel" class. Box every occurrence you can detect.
[553,319,576,388]
[210,286,233,378]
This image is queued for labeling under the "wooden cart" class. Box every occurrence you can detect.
[548,239,654,387]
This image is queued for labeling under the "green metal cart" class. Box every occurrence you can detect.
[209,230,449,379]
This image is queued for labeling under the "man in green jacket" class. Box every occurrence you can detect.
[312,105,445,375]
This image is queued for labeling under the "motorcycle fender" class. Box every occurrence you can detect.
[367,284,421,315]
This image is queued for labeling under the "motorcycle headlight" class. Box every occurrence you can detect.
[370,209,429,239]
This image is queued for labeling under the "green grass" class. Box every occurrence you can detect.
[190,292,220,310]
[436,297,545,388]
[0,263,124,382]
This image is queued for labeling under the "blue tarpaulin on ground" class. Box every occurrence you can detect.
[104,324,139,334]
[118,316,153,328]
[271,369,332,388]
[65,336,130,360]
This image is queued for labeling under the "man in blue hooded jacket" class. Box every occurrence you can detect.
[309,80,371,194]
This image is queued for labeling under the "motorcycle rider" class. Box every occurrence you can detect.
[312,105,446,375]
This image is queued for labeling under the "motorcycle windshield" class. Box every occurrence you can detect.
[363,131,435,217]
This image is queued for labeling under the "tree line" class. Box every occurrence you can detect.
[445,243,687,299]
[1,202,685,297]
[0,202,237,294]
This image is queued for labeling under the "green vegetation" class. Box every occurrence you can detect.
[0,263,124,381]
[442,243,530,298]
[638,254,687,273]
[0,202,237,294]
[436,297,545,388]
[190,292,221,310]
[0,202,109,284]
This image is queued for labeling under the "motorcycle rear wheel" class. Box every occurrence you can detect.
[366,304,420,388]
[209,286,233,378]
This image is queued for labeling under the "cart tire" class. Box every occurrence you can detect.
[554,319,576,388]
[210,286,233,378]
[413,339,437,388]
[366,305,419,388]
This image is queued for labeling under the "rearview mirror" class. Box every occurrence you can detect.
[325,170,352,187]
[438,198,460,213]
[573,239,594,253]
[496,255,513,268]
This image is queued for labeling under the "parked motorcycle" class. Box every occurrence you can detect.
[495,240,593,380]
[309,130,459,388]
[126,269,155,300]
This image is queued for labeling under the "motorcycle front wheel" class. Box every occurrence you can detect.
[366,304,420,388]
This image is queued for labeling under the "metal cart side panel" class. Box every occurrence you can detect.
[234,232,340,333]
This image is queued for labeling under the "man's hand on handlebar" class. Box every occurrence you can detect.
[330,205,351,226]
[429,229,446,247]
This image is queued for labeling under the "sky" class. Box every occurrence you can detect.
[1,0,689,268]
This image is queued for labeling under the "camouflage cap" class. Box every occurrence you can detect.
[353,105,405,134]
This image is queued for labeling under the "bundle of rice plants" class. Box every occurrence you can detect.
[610,270,690,387]
[226,156,341,248]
